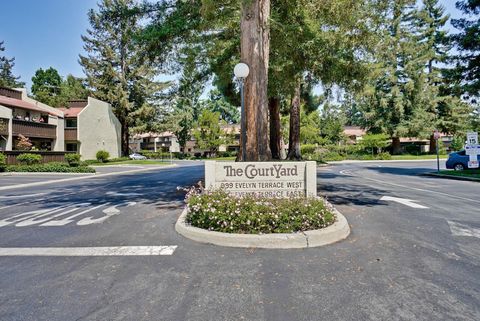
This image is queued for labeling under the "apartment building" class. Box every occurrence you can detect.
[0,87,121,160]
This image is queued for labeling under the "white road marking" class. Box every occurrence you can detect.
[380,196,429,209]
[76,201,136,225]
[0,193,46,199]
[40,204,107,226]
[448,221,480,239]
[0,246,177,256]
[106,191,143,197]
[0,201,135,227]
[16,204,91,227]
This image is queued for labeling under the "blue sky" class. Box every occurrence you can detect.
[0,0,464,91]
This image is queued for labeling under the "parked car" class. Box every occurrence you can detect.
[446,150,480,170]
[129,153,147,160]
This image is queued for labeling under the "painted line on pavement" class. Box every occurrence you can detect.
[380,196,429,209]
[0,165,177,192]
[0,193,46,199]
[0,246,177,256]
[448,221,480,239]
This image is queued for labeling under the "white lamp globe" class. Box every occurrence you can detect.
[234,63,250,78]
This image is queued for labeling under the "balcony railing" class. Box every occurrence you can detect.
[64,128,78,141]
[12,119,56,139]
[0,118,8,136]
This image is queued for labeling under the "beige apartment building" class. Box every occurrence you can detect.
[0,87,121,160]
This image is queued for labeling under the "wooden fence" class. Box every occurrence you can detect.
[1,151,75,165]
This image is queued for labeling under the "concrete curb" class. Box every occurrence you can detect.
[423,172,480,182]
[175,201,350,249]
[0,164,177,191]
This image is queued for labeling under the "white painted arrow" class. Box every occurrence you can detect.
[448,221,480,238]
[380,196,429,209]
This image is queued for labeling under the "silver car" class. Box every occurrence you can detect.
[129,153,147,160]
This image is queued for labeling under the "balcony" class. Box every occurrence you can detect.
[64,128,78,141]
[12,119,56,139]
[0,118,8,136]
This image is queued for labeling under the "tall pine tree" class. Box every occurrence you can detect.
[79,0,167,155]
[0,41,24,88]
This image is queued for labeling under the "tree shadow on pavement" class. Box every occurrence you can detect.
[319,183,387,207]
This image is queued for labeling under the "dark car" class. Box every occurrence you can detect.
[446,150,480,170]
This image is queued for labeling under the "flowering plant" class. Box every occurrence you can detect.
[184,186,335,234]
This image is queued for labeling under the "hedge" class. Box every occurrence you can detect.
[6,162,96,173]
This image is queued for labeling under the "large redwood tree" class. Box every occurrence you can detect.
[240,0,272,161]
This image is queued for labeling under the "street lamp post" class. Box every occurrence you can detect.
[234,63,250,162]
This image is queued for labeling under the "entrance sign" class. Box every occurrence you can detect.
[205,161,317,198]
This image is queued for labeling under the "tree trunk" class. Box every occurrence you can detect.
[121,120,129,157]
[269,97,281,159]
[240,0,271,161]
[429,134,436,154]
[287,83,302,160]
[391,137,402,155]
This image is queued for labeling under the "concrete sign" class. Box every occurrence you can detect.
[205,161,317,198]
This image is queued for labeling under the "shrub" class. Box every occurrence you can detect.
[17,153,42,165]
[15,134,33,151]
[96,150,110,163]
[6,162,95,173]
[301,144,317,156]
[377,152,392,160]
[185,189,335,234]
[0,153,6,172]
[65,153,81,167]
[107,157,130,163]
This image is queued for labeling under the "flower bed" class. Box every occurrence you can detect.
[185,188,335,234]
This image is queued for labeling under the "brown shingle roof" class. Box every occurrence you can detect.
[0,95,60,116]
[58,107,85,118]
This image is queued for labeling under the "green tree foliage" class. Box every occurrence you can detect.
[79,0,168,155]
[31,68,89,107]
[452,0,480,96]
[140,0,379,159]
[318,103,346,145]
[60,75,90,102]
[360,134,390,155]
[0,41,24,88]
[202,89,240,124]
[351,0,444,153]
[31,67,63,106]
[193,110,226,156]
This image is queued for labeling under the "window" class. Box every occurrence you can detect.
[66,143,78,152]
[66,118,77,128]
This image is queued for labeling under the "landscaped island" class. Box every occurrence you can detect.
[185,188,335,234]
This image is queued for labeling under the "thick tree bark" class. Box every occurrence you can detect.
[391,137,402,155]
[240,0,271,161]
[287,83,302,160]
[269,97,281,159]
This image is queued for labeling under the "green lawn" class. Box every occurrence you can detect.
[390,154,448,160]
[438,169,480,179]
